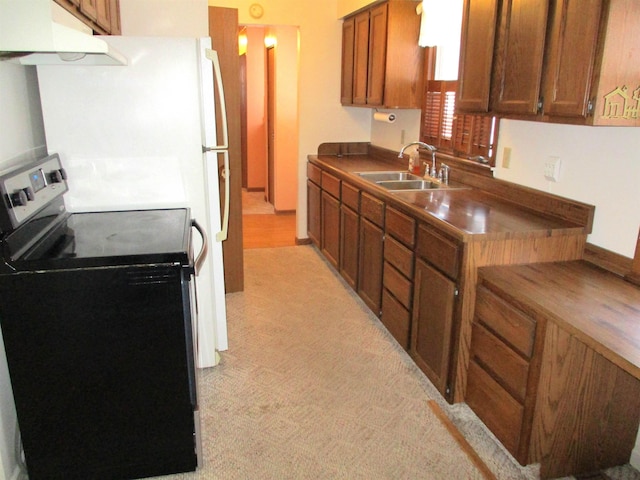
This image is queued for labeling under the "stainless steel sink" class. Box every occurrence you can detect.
[356,171,422,182]
[376,180,441,190]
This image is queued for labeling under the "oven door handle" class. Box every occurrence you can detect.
[191,219,208,276]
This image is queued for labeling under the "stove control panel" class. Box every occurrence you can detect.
[0,153,69,232]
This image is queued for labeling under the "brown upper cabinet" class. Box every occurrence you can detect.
[341,0,425,108]
[457,0,640,126]
[55,0,121,35]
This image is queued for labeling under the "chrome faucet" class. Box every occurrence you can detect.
[398,141,437,177]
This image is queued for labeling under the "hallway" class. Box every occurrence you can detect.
[242,190,297,249]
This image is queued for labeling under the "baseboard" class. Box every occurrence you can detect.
[245,187,265,193]
[296,237,312,246]
[274,209,296,215]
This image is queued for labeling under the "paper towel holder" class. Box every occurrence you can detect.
[373,110,397,123]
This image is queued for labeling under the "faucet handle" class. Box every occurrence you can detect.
[439,163,450,184]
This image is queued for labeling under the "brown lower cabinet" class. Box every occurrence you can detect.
[468,269,640,479]
[358,217,384,316]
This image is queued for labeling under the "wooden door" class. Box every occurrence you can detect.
[541,0,603,117]
[411,259,457,398]
[457,0,499,113]
[209,6,244,293]
[366,2,388,106]
[267,46,275,205]
[352,11,370,105]
[492,0,549,115]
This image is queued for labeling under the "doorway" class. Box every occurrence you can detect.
[239,26,299,249]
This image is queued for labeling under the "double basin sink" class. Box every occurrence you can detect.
[356,171,461,191]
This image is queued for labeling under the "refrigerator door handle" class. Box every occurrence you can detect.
[204,48,228,150]
[216,150,230,242]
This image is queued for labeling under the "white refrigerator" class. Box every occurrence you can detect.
[36,36,230,368]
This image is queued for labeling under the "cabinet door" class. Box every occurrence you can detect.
[492,0,549,114]
[340,205,359,290]
[95,0,111,31]
[366,2,388,106]
[80,0,98,21]
[321,191,340,269]
[358,218,384,316]
[109,0,121,34]
[307,180,321,248]
[353,11,371,105]
[541,0,603,117]
[341,16,356,105]
[411,259,457,398]
[457,0,500,113]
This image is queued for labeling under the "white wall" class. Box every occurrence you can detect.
[0,62,46,480]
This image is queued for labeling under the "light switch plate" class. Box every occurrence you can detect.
[544,156,561,182]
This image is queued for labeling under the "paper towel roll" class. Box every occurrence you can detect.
[373,112,396,123]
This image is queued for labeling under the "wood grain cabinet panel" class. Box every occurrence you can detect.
[385,206,416,248]
[358,218,384,316]
[457,0,499,112]
[383,236,414,280]
[492,0,549,115]
[381,289,411,349]
[321,191,340,269]
[411,259,457,397]
[339,203,359,290]
[306,180,321,248]
[469,265,640,478]
[56,0,119,34]
[341,0,424,108]
[415,224,460,280]
[360,192,384,227]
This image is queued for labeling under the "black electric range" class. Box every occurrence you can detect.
[0,153,204,480]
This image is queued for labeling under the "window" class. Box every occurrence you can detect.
[420,80,499,166]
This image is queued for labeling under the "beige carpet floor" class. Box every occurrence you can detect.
[150,246,640,480]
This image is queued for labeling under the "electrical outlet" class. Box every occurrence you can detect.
[502,147,512,169]
[544,156,561,182]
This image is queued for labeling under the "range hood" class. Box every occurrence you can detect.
[0,0,127,66]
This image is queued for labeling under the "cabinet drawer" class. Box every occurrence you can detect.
[470,322,529,403]
[381,289,411,350]
[321,171,341,199]
[385,206,416,247]
[341,182,360,212]
[415,224,460,279]
[384,236,414,279]
[475,284,536,359]
[361,192,385,227]
[383,262,412,309]
[307,162,322,185]
[466,360,524,458]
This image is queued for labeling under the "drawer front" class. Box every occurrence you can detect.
[466,360,524,459]
[383,262,412,309]
[321,171,341,199]
[341,182,360,212]
[385,206,416,247]
[384,236,414,279]
[361,192,385,227]
[475,284,536,358]
[415,224,460,280]
[381,289,411,350]
[307,162,322,185]
[470,322,529,403]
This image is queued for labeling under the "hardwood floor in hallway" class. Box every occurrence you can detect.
[242,213,297,249]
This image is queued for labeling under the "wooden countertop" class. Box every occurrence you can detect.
[479,261,640,379]
[309,153,588,242]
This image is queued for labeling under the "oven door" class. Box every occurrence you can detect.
[186,218,208,468]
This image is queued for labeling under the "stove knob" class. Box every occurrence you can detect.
[11,190,28,207]
[23,187,35,201]
[49,169,63,183]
